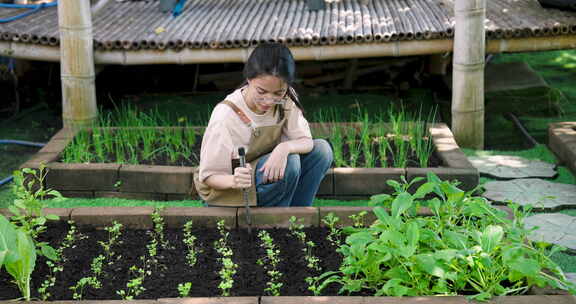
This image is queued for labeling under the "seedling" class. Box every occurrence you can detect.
[38,221,83,301]
[183,220,200,267]
[214,220,238,296]
[349,211,367,228]
[258,230,283,296]
[322,213,341,247]
[178,282,192,297]
[97,221,123,262]
[151,207,170,249]
[289,216,322,274]
[117,263,148,300]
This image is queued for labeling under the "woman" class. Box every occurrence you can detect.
[194,43,333,207]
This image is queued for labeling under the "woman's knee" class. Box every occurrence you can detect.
[283,154,301,182]
[312,139,334,166]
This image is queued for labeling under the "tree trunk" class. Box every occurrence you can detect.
[58,0,97,129]
[451,0,486,149]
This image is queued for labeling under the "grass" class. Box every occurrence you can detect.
[490,50,576,145]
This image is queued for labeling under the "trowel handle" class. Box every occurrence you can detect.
[238,147,246,168]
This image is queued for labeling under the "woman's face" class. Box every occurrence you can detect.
[245,75,288,114]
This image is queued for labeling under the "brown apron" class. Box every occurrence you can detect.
[193,100,287,207]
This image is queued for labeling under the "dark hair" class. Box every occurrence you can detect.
[243,43,304,120]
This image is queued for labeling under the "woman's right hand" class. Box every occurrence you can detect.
[232,164,252,189]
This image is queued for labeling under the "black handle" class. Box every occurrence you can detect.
[238,147,246,168]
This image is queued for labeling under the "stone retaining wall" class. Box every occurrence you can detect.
[19,123,478,201]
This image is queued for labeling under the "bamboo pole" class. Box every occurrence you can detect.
[58,0,97,128]
[2,34,576,64]
[451,0,486,149]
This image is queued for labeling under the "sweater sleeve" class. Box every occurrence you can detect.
[282,101,312,140]
[198,119,235,182]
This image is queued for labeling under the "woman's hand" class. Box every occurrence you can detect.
[260,143,291,183]
[232,164,252,189]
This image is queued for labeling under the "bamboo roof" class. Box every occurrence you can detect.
[0,0,575,52]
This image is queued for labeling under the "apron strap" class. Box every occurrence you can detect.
[221,100,252,128]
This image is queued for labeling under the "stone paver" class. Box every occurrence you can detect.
[525,213,576,250]
[469,155,556,179]
[483,179,576,210]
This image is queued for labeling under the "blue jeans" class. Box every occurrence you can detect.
[256,139,333,207]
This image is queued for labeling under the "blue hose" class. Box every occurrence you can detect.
[0,176,13,187]
[0,1,57,24]
[0,139,46,188]
[0,139,45,148]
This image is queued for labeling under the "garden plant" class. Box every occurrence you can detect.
[1,171,575,301]
[58,105,441,169]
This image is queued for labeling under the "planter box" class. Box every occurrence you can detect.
[19,123,478,201]
[0,207,572,303]
[548,122,576,176]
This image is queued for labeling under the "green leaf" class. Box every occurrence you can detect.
[44,214,59,221]
[480,225,504,253]
[384,266,411,281]
[40,244,59,261]
[510,257,540,277]
[5,230,36,300]
[370,194,392,206]
[413,182,435,199]
[0,215,19,266]
[434,249,458,262]
[444,231,468,250]
[373,207,390,224]
[391,192,413,218]
[415,254,447,279]
[406,221,419,247]
[378,278,408,296]
[8,205,21,216]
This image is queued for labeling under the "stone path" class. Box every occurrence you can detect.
[524,213,576,251]
[468,153,576,274]
[468,155,557,179]
[483,179,576,210]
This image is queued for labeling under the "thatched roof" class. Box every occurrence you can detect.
[0,0,575,52]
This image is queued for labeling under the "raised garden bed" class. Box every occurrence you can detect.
[548,122,576,177]
[0,203,574,303]
[19,123,478,201]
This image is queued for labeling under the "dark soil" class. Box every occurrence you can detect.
[0,222,345,300]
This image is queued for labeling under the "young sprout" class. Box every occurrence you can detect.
[349,211,368,228]
[214,220,237,296]
[258,230,283,296]
[178,282,192,297]
[322,213,341,247]
[183,220,200,267]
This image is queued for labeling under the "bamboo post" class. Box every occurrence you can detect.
[58,0,98,128]
[451,0,486,149]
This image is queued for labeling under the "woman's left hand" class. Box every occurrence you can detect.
[260,143,291,183]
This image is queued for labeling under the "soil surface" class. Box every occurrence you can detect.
[0,222,346,300]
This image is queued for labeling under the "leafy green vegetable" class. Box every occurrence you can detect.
[310,172,576,300]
